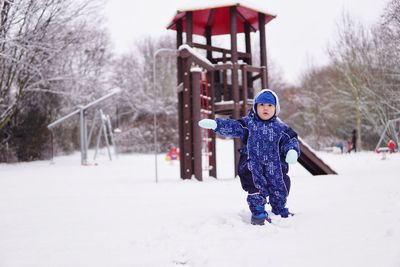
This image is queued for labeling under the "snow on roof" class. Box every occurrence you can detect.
[190,66,203,72]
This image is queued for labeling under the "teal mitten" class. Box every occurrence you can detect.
[285,149,298,164]
[198,119,217,130]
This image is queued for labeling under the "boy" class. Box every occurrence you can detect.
[388,139,395,154]
[198,89,300,225]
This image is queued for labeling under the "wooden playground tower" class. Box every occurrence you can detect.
[167,3,336,180]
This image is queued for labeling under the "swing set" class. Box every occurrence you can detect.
[47,89,120,165]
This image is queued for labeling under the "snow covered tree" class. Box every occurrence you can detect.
[371,0,400,123]
[0,0,112,161]
[325,12,379,150]
[295,4,400,150]
[110,35,178,153]
[285,65,346,149]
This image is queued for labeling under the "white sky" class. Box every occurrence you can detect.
[104,0,389,84]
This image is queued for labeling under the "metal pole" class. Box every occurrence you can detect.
[375,122,390,151]
[153,51,158,183]
[106,114,118,158]
[79,108,87,165]
[153,48,177,183]
[47,89,120,130]
[100,109,112,161]
[50,131,54,164]
[94,115,102,161]
[87,109,100,147]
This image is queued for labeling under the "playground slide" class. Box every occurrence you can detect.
[297,138,337,175]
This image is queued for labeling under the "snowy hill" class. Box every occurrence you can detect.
[0,139,399,267]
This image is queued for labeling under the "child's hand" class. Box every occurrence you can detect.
[198,119,217,130]
[285,149,298,164]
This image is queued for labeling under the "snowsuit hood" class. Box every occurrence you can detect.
[252,89,280,116]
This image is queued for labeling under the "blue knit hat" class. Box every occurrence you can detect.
[254,91,276,106]
[252,89,281,115]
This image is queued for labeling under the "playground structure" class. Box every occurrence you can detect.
[167,4,337,181]
[47,88,120,165]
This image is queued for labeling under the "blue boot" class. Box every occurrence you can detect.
[272,207,293,218]
[250,205,271,225]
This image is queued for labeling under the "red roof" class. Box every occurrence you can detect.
[167,3,276,36]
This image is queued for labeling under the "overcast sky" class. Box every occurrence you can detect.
[104,0,389,85]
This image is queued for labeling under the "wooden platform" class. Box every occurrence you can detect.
[214,99,253,115]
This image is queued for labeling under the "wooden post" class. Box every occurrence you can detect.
[230,6,240,177]
[222,53,229,100]
[206,26,212,60]
[258,12,269,88]
[261,66,268,89]
[244,22,253,98]
[176,19,185,179]
[182,58,193,179]
[177,19,183,84]
[241,65,248,116]
[191,66,202,181]
[186,11,193,45]
[244,23,252,65]
[208,71,217,178]
[180,12,193,179]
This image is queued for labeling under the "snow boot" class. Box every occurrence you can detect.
[250,205,271,225]
[272,207,293,218]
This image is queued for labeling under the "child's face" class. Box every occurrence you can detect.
[256,103,276,120]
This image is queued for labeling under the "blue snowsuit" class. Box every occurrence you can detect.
[213,90,300,216]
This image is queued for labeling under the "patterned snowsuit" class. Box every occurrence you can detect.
[214,94,300,216]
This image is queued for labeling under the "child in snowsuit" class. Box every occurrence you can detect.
[388,139,395,153]
[198,89,300,225]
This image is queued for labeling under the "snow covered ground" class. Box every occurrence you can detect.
[1,139,400,267]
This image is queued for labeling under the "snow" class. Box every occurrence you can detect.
[178,44,214,69]
[1,139,400,267]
